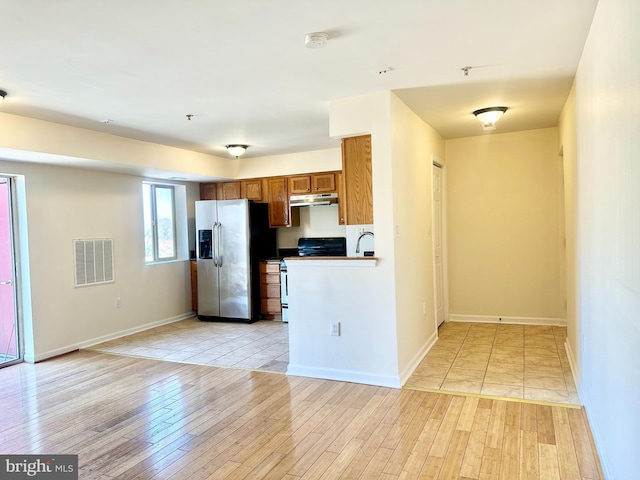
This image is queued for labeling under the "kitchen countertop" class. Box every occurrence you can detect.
[283,256,377,267]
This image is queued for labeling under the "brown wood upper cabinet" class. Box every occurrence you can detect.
[200,183,217,200]
[266,177,300,228]
[201,180,265,202]
[217,182,241,200]
[336,172,346,225]
[289,172,337,195]
[341,135,373,225]
[288,175,311,194]
[312,172,337,193]
[241,178,265,202]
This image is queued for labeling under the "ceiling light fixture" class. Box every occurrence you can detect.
[0,90,7,105]
[473,106,508,131]
[305,32,328,49]
[226,144,249,158]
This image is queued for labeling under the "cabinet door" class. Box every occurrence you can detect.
[200,183,217,200]
[311,173,336,193]
[218,182,241,200]
[267,177,291,227]
[342,135,373,225]
[241,179,264,202]
[190,260,197,310]
[288,175,311,194]
[337,172,346,225]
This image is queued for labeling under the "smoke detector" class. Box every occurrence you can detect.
[305,32,328,49]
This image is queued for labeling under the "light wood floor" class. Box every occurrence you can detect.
[1,350,602,479]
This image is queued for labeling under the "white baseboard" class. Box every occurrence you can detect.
[286,364,401,389]
[399,330,439,386]
[24,312,195,363]
[563,338,579,391]
[448,314,566,327]
[564,339,611,480]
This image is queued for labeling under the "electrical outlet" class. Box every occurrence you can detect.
[115,297,121,308]
[330,321,340,336]
[423,302,426,315]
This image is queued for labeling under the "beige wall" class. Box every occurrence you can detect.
[390,93,445,374]
[234,148,341,179]
[0,159,199,361]
[559,84,579,372]
[445,128,566,320]
[0,112,234,181]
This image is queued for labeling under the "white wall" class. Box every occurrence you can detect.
[0,159,199,361]
[286,91,444,387]
[285,92,401,385]
[566,0,640,478]
[277,206,346,248]
[286,259,398,386]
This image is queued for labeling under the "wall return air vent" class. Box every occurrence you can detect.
[74,238,114,287]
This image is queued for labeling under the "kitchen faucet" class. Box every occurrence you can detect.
[355,231,374,253]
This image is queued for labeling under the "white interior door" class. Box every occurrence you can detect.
[433,164,445,327]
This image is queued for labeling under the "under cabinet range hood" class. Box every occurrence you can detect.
[290,192,338,207]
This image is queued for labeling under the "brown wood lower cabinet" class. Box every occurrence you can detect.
[259,261,282,319]
[190,260,197,311]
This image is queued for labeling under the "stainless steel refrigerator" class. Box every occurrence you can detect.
[195,199,275,322]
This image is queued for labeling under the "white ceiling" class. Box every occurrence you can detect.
[0,0,598,160]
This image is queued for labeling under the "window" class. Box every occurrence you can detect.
[143,183,177,262]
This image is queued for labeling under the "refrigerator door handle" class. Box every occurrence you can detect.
[217,222,223,267]
[213,221,219,267]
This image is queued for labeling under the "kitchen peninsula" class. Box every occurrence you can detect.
[284,255,405,388]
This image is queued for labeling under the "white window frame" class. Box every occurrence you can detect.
[143,182,179,263]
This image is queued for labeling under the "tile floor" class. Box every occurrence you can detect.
[86,317,289,372]
[88,319,578,405]
[404,322,580,405]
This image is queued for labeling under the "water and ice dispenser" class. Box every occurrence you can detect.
[198,230,212,259]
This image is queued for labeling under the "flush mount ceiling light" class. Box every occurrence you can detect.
[0,90,7,105]
[473,106,508,131]
[305,32,328,49]
[226,144,249,158]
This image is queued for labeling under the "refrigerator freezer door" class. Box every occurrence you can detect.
[197,259,219,316]
[195,201,220,316]
[217,199,251,319]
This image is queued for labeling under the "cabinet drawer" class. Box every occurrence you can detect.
[260,283,281,299]
[261,273,280,284]
[261,298,282,314]
[259,262,281,274]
